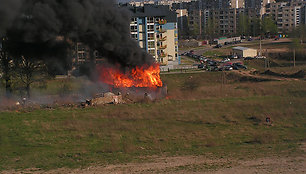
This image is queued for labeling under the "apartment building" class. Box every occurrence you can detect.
[245,0,275,15]
[186,0,248,37]
[128,5,179,65]
[176,9,189,37]
[302,5,306,24]
[266,0,306,32]
[209,8,241,36]
[127,0,155,7]
[72,43,104,66]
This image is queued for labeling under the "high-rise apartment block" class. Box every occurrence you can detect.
[266,0,306,32]
[128,5,179,65]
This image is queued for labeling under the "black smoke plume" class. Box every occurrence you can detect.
[0,0,23,37]
[1,0,153,73]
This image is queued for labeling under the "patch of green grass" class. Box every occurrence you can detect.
[180,56,197,65]
[202,50,223,58]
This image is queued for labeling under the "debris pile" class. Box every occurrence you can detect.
[85,92,124,107]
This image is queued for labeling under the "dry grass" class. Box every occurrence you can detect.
[0,71,305,171]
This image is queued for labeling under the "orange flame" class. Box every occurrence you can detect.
[98,63,163,88]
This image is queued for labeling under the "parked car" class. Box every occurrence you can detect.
[207,65,219,71]
[219,65,233,71]
[244,57,254,60]
[207,60,217,66]
[199,56,208,62]
[224,62,233,66]
[214,44,222,48]
[230,55,238,59]
[233,63,247,70]
[224,65,233,71]
[198,64,205,69]
[221,58,230,63]
[255,56,266,59]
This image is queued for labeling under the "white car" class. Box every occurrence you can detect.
[230,55,238,59]
[223,58,230,62]
[255,56,266,59]
[221,58,230,63]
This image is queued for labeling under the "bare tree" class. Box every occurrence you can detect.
[13,56,48,98]
[0,38,13,97]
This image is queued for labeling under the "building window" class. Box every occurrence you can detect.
[148,33,154,40]
[148,41,155,48]
[130,26,138,32]
[131,34,138,40]
[131,18,137,24]
[148,50,155,55]
[148,25,154,32]
[147,17,154,23]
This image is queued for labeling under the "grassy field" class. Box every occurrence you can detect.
[0,70,305,172]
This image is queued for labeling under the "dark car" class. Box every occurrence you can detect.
[244,57,254,60]
[207,65,218,71]
[233,63,247,70]
[219,65,233,71]
[207,60,217,66]
[224,65,233,71]
[214,44,222,48]
[198,64,205,69]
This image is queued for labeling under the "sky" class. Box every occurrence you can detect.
[118,0,159,2]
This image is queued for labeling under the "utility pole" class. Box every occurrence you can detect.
[293,49,296,67]
[199,0,202,38]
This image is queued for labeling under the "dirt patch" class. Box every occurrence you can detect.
[261,70,305,79]
[5,142,306,174]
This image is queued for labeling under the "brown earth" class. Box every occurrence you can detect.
[5,143,306,174]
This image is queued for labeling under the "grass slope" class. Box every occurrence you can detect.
[0,72,305,171]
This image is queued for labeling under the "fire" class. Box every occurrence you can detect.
[98,63,163,88]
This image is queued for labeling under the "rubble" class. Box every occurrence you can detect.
[88,92,124,106]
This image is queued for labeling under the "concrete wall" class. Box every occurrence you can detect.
[243,49,257,57]
[233,48,257,57]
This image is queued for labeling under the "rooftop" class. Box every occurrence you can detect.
[123,5,177,22]
[233,46,256,51]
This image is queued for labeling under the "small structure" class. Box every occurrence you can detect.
[213,37,241,45]
[232,47,257,58]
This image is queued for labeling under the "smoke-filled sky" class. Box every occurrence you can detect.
[118,0,159,2]
[0,0,154,72]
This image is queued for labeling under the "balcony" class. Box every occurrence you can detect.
[158,45,167,49]
[159,52,167,57]
[158,36,167,41]
[158,29,166,33]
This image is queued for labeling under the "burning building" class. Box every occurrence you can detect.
[126,5,179,66]
[0,0,168,105]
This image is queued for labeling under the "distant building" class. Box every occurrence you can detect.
[176,9,189,38]
[245,0,275,16]
[127,5,179,65]
[185,0,256,38]
[301,5,306,24]
[72,42,104,66]
[207,8,258,36]
[266,0,306,32]
[233,46,257,57]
